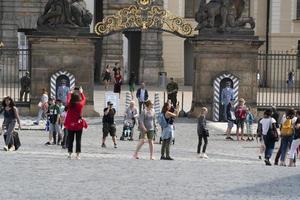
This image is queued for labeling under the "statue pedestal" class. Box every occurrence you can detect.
[189,35,263,120]
[27,34,99,117]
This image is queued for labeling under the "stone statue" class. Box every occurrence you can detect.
[37,0,92,32]
[195,0,255,33]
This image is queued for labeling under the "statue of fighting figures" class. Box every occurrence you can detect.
[195,0,255,33]
[37,0,93,31]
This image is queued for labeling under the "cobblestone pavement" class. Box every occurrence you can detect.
[0,118,299,200]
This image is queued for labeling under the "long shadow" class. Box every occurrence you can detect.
[222,174,300,198]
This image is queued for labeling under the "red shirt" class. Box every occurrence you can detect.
[64,92,86,131]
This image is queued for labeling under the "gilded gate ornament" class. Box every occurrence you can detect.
[94,0,193,37]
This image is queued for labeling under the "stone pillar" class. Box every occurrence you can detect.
[28,35,99,117]
[140,30,164,85]
[189,36,263,119]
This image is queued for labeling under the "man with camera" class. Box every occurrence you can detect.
[102,101,117,148]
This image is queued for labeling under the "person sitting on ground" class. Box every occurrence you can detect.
[245,106,255,141]
[234,98,247,141]
[197,107,209,159]
[101,101,117,148]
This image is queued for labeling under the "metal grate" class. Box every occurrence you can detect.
[0,48,30,106]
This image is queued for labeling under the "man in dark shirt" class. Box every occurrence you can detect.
[102,101,117,148]
[20,71,31,102]
[166,78,178,107]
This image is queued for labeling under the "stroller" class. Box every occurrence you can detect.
[120,119,135,141]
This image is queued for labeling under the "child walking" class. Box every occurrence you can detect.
[246,106,255,141]
[197,107,209,159]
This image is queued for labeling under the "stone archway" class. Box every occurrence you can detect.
[213,72,239,122]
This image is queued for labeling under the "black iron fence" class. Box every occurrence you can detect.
[0,48,30,106]
[257,51,300,108]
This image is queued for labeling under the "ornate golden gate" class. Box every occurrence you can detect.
[94,0,194,38]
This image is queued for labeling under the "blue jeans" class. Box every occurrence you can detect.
[280,136,293,162]
[263,135,275,159]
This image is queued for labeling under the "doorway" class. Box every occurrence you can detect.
[124,31,141,84]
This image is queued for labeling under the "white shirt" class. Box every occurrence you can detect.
[260,117,276,135]
[140,89,145,102]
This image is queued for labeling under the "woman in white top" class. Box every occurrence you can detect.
[34,88,49,125]
[258,109,278,166]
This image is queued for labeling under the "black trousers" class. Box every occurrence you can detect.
[67,129,83,153]
[167,93,177,107]
[197,134,208,154]
[161,138,171,157]
[138,101,145,114]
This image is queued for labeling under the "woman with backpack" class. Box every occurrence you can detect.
[278,109,296,166]
[235,98,247,141]
[160,101,179,160]
[258,109,279,166]
[1,96,21,151]
[288,110,300,167]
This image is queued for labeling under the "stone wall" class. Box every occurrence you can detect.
[0,0,47,48]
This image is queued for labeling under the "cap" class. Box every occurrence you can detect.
[107,101,113,105]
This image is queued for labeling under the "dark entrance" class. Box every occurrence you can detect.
[124,31,141,84]
[219,78,233,122]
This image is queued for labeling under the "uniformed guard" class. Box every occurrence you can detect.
[221,81,234,120]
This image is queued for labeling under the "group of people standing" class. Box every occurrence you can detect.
[102,62,123,98]
[258,107,300,167]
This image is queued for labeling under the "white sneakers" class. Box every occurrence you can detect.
[3,145,15,152]
[3,146,8,151]
[199,153,209,159]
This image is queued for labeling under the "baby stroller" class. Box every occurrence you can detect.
[120,119,135,141]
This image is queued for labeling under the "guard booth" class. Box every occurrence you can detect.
[212,73,240,122]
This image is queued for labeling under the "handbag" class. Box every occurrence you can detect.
[203,129,210,137]
[267,119,279,142]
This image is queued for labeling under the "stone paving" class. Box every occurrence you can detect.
[0,117,299,200]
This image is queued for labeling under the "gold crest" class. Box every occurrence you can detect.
[139,0,150,6]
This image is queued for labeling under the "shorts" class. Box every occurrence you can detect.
[49,123,61,134]
[227,120,234,129]
[103,123,116,137]
[139,130,155,140]
[236,119,245,129]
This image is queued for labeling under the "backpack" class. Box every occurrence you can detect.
[281,118,293,136]
[235,106,247,120]
[158,113,168,128]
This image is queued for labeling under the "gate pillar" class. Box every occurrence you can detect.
[188,37,263,119]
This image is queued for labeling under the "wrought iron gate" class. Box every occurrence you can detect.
[0,48,30,106]
[257,51,300,108]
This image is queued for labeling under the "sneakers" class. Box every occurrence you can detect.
[258,155,262,160]
[279,162,286,167]
[101,143,106,148]
[114,144,117,149]
[165,157,174,160]
[265,159,272,166]
[3,146,8,151]
[9,146,15,152]
[202,153,209,159]
[160,156,166,160]
[67,154,72,159]
[225,136,234,141]
[199,153,203,158]
[45,142,51,145]
[76,155,81,160]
